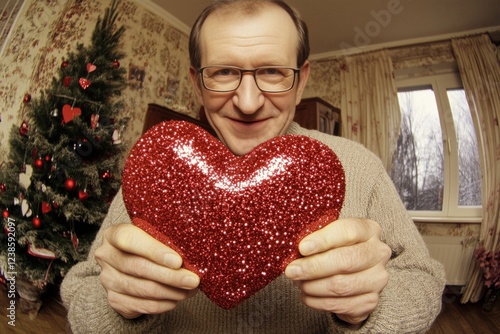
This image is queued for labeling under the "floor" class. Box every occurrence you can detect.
[428,288,500,334]
[1,284,71,334]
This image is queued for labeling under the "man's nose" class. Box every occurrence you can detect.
[232,73,265,114]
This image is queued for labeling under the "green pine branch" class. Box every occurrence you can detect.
[0,0,129,288]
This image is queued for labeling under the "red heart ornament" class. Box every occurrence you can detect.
[78,190,89,201]
[63,76,72,87]
[79,77,91,90]
[122,121,345,309]
[86,63,96,73]
[62,104,82,124]
[41,201,52,214]
[90,114,100,129]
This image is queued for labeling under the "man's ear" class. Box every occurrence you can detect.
[295,60,310,105]
[189,66,204,105]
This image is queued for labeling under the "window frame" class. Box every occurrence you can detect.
[395,72,482,223]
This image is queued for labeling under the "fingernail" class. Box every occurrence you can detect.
[300,240,316,255]
[164,252,182,268]
[285,265,303,279]
[182,275,199,289]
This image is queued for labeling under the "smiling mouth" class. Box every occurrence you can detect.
[231,118,269,125]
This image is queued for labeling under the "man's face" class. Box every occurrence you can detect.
[190,6,310,156]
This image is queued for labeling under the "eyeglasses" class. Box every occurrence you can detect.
[198,66,301,93]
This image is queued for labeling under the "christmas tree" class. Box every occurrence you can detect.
[0,0,128,292]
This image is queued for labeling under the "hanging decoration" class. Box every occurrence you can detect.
[62,103,82,124]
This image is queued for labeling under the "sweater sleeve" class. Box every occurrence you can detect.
[286,124,445,333]
[60,189,166,334]
[333,168,446,334]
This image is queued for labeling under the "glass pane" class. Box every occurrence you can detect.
[447,89,482,206]
[391,89,444,211]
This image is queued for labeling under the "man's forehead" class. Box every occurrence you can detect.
[199,5,298,54]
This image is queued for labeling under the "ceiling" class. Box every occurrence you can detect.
[148,0,500,58]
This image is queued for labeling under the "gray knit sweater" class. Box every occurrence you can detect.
[60,122,445,333]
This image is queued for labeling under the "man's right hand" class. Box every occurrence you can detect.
[95,224,200,319]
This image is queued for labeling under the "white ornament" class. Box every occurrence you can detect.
[19,165,33,189]
[21,198,32,217]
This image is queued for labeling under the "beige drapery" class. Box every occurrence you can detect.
[339,50,401,171]
[452,34,500,303]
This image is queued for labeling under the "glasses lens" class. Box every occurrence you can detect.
[202,67,240,91]
[200,67,297,92]
[255,67,296,92]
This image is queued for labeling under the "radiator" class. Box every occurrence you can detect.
[422,235,477,286]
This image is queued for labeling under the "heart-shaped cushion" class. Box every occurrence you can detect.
[122,121,345,309]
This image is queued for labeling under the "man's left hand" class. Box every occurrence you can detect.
[285,218,391,326]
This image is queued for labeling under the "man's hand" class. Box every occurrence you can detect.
[95,224,200,319]
[285,218,391,326]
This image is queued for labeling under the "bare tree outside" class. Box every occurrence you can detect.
[391,86,482,213]
[447,89,482,206]
[391,89,444,211]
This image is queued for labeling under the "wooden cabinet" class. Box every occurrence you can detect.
[294,97,341,136]
[142,103,216,137]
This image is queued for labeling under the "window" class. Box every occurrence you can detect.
[390,73,482,222]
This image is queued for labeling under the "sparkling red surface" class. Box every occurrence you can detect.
[122,121,345,309]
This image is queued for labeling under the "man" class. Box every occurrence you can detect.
[61,1,445,333]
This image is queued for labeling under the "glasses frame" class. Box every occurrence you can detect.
[197,66,301,93]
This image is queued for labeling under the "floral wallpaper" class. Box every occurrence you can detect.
[0,0,197,163]
[0,0,487,239]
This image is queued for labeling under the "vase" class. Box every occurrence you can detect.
[482,287,499,311]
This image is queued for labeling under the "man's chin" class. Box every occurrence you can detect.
[225,138,265,156]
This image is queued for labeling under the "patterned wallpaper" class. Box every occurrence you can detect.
[0,0,197,163]
[0,0,484,239]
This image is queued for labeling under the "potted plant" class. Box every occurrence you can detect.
[474,247,500,311]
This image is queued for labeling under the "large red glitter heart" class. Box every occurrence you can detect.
[122,121,345,309]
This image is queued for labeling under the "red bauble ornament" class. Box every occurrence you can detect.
[61,60,68,68]
[64,178,77,192]
[32,216,42,228]
[23,93,31,104]
[52,201,61,209]
[34,158,44,169]
[0,183,6,192]
[2,209,9,218]
[101,170,112,181]
[19,121,29,136]
[45,154,52,162]
[112,59,120,68]
[78,189,89,201]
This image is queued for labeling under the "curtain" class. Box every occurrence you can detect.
[452,34,500,303]
[339,50,401,171]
